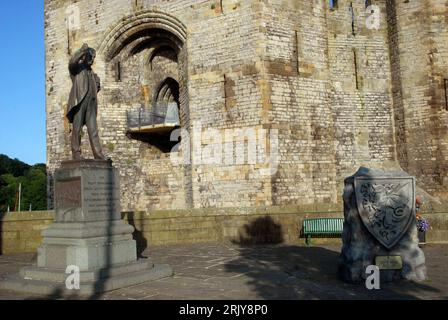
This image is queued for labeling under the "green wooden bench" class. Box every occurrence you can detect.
[302,218,344,245]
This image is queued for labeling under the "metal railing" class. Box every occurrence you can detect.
[126,102,180,130]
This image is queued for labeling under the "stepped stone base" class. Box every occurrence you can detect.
[0,261,173,297]
[0,160,173,297]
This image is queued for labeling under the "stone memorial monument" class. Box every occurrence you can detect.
[0,45,172,296]
[338,167,426,283]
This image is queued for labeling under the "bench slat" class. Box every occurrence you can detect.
[302,218,344,245]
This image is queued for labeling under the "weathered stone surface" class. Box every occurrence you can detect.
[45,0,448,213]
[3,204,448,254]
[338,167,426,283]
[354,174,415,249]
[54,160,121,222]
[0,160,173,296]
[3,243,448,300]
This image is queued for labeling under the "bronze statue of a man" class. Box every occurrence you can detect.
[67,43,107,160]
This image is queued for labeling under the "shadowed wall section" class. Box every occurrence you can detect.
[2,204,448,254]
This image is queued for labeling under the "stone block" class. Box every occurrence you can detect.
[338,167,426,283]
[0,160,172,296]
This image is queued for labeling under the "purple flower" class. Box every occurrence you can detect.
[417,218,430,232]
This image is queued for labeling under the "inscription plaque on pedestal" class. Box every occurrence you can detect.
[55,178,81,208]
[82,171,120,220]
[53,160,122,223]
[0,159,173,296]
[375,256,403,270]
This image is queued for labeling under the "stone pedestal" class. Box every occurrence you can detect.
[338,167,426,283]
[0,160,172,296]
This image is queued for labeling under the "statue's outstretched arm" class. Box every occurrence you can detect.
[69,44,89,75]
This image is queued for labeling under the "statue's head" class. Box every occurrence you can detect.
[85,48,96,66]
[80,43,96,66]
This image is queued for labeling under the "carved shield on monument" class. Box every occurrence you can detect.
[354,176,415,249]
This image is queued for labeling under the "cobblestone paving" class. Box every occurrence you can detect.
[0,243,447,300]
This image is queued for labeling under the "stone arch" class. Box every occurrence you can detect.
[98,10,193,208]
[154,77,180,104]
[98,10,187,61]
[97,9,188,127]
[148,45,178,70]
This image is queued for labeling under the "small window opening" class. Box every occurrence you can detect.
[444,79,448,111]
[353,49,359,90]
[349,2,356,36]
[115,61,121,82]
[330,0,338,10]
[295,30,300,76]
[67,29,71,55]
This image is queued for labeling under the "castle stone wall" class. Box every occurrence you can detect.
[45,0,448,212]
[387,0,448,198]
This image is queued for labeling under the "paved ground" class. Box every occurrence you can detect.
[0,243,447,300]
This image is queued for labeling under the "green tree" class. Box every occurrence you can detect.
[0,154,30,176]
[20,165,47,211]
[0,155,47,213]
[0,174,19,212]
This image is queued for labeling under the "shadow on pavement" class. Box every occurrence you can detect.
[224,216,441,300]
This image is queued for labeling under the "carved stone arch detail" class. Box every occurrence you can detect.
[98,10,193,209]
[98,10,187,61]
[153,77,180,105]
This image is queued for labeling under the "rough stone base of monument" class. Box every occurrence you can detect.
[0,160,173,297]
[338,167,426,283]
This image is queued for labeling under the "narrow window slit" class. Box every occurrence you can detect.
[295,30,300,76]
[223,74,228,110]
[115,61,121,82]
[67,28,71,55]
[353,49,359,90]
[444,79,448,111]
[349,2,356,36]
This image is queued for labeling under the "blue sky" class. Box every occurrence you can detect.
[0,2,45,165]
